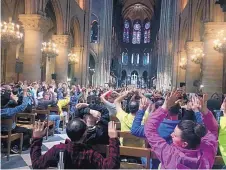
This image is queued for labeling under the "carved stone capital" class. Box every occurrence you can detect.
[204,22,226,39]
[52,35,70,48]
[19,14,52,34]
[186,41,204,53]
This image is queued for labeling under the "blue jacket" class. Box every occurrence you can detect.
[1,97,30,131]
[131,110,180,144]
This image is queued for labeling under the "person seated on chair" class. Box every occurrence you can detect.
[75,103,110,145]
[30,119,120,169]
[1,85,32,153]
[36,87,61,134]
[145,92,218,169]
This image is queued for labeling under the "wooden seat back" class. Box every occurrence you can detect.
[16,112,37,126]
[92,144,151,169]
[32,109,53,140]
[1,117,23,160]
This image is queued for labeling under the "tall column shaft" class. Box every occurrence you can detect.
[52,35,69,83]
[177,50,186,86]
[203,22,226,96]
[5,44,18,83]
[19,14,52,82]
[186,41,203,93]
[72,46,82,84]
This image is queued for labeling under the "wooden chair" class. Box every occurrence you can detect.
[92,144,151,169]
[48,105,69,131]
[16,112,37,129]
[1,117,23,161]
[32,109,54,140]
[92,131,151,169]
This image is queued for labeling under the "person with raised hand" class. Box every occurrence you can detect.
[30,120,120,169]
[184,95,204,124]
[219,97,226,167]
[144,90,218,169]
[131,91,180,169]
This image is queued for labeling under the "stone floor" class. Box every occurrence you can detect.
[1,131,67,169]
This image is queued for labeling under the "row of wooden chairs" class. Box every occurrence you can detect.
[1,108,56,161]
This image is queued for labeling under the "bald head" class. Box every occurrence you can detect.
[66,118,87,141]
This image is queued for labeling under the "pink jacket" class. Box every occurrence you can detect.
[144,108,218,169]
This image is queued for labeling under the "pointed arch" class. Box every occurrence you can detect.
[47,0,64,34]
[70,16,81,47]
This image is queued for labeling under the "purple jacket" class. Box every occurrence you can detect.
[144,108,218,169]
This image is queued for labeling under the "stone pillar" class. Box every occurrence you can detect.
[5,44,18,83]
[71,46,82,84]
[185,41,203,93]
[177,50,186,87]
[45,57,55,83]
[52,35,69,83]
[19,14,52,82]
[203,22,226,96]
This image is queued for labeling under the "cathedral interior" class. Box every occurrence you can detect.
[1,1,226,169]
[1,0,226,96]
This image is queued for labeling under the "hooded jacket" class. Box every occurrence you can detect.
[144,108,218,169]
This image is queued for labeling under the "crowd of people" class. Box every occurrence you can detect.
[1,80,226,169]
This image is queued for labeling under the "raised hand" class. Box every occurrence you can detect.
[162,89,180,110]
[191,96,201,112]
[139,97,149,111]
[90,109,101,120]
[199,94,208,115]
[108,121,118,138]
[32,120,47,138]
[76,103,89,109]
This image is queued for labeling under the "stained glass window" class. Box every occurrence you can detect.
[132,21,141,44]
[123,20,130,43]
[144,21,151,44]
[143,53,150,65]
[131,53,139,65]
[90,21,98,43]
[122,52,128,65]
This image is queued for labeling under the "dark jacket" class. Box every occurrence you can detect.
[75,104,110,144]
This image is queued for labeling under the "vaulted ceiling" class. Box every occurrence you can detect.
[121,0,156,21]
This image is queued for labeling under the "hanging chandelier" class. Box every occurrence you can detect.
[68,52,78,64]
[0,18,23,44]
[213,30,226,53]
[179,57,187,70]
[41,40,59,59]
[191,48,204,64]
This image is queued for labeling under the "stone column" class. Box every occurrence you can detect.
[5,44,18,83]
[71,46,82,84]
[45,57,55,83]
[185,41,203,93]
[203,22,226,96]
[177,50,186,87]
[52,35,69,83]
[19,14,52,82]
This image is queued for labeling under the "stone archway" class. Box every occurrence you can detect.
[49,0,64,34]
[70,16,81,47]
